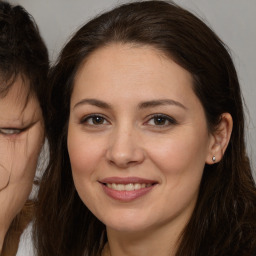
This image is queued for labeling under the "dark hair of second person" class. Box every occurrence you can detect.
[0,1,48,255]
[34,1,256,256]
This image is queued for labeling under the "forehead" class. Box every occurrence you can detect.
[0,75,40,123]
[0,74,30,101]
[72,43,195,104]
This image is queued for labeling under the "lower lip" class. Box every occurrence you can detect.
[101,183,155,202]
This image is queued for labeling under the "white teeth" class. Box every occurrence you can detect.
[125,183,134,191]
[134,183,141,190]
[106,183,152,191]
[117,184,125,191]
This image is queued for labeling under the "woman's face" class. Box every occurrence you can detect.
[68,44,214,234]
[0,75,44,228]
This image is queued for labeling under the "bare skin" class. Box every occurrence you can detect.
[68,44,233,256]
[0,76,44,251]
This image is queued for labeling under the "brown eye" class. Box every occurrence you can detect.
[147,114,177,127]
[153,116,168,125]
[91,116,105,125]
[81,115,109,126]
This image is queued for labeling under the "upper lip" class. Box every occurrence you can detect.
[99,176,158,185]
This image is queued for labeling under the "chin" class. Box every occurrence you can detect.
[102,216,154,234]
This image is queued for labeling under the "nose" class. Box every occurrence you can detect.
[106,126,145,168]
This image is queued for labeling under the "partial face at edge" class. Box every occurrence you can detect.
[68,44,215,234]
[0,75,44,218]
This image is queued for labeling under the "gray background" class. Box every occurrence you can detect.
[9,0,256,177]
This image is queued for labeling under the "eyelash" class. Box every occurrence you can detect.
[80,114,177,128]
[80,114,110,126]
[145,114,177,127]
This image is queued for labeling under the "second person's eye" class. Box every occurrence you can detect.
[0,128,22,135]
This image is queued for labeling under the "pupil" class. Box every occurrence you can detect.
[93,116,104,124]
[154,116,166,125]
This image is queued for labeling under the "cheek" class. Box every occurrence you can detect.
[0,141,10,190]
[0,129,43,219]
[17,125,44,180]
[143,131,209,220]
[146,129,209,182]
[67,129,106,213]
[67,129,104,180]
[0,124,44,184]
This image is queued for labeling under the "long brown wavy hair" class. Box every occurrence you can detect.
[34,1,256,255]
[0,1,48,255]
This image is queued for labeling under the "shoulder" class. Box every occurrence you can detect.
[16,222,35,256]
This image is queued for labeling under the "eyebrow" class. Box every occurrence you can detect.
[138,99,186,109]
[73,99,111,110]
[73,98,186,110]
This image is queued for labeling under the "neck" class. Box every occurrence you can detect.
[104,221,183,256]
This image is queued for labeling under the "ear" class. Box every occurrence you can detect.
[205,113,233,164]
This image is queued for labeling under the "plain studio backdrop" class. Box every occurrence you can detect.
[9,0,256,177]
[8,0,256,176]
[5,0,255,254]
[9,0,256,174]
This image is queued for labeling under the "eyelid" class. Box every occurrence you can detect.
[0,122,36,136]
[145,113,178,126]
[0,128,23,135]
[80,114,110,125]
